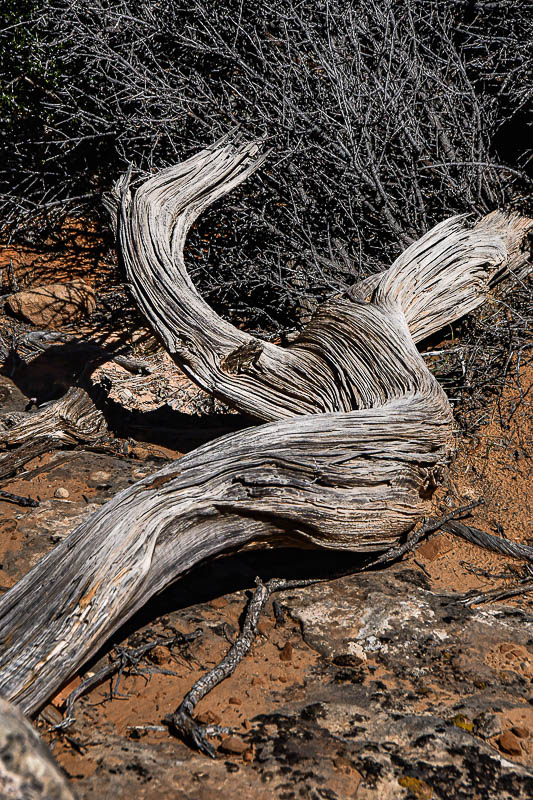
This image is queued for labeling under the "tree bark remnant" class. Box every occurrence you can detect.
[0,141,531,716]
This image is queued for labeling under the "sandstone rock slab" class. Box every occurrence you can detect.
[6,280,96,328]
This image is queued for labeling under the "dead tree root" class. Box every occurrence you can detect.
[165,575,324,757]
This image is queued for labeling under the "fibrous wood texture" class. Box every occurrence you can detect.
[0,142,531,716]
[0,387,107,481]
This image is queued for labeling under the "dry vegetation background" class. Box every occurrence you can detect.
[1,0,532,336]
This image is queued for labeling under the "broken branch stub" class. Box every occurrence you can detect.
[0,387,108,482]
[0,142,531,716]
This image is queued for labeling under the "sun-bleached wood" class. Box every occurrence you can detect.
[0,387,108,481]
[110,142,532,420]
[0,142,530,715]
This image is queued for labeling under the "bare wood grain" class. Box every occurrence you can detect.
[0,387,108,481]
[0,142,530,716]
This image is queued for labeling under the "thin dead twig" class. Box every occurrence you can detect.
[165,574,325,757]
[53,630,201,732]
[362,501,484,571]
[458,580,533,607]
[0,490,39,507]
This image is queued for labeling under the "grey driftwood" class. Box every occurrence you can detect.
[0,141,531,718]
[0,386,108,481]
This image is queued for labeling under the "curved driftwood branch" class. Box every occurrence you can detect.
[0,142,531,716]
[112,141,532,420]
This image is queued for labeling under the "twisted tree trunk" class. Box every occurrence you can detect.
[0,141,531,716]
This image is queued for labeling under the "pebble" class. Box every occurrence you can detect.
[511,726,530,739]
[229,696,242,705]
[498,730,523,756]
[54,487,69,499]
[417,535,446,562]
[499,643,515,653]
[219,735,249,755]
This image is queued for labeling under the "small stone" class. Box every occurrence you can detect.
[242,748,253,762]
[54,487,69,499]
[229,696,242,706]
[279,642,293,662]
[251,676,264,686]
[498,730,523,756]
[512,726,530,739]
[210,596,227,609]
[417,535,447,562]
[219,735,249,755]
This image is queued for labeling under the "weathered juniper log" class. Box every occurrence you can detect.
[0,142,531,717]
[109,143,532,420]
[0,387,108,482]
